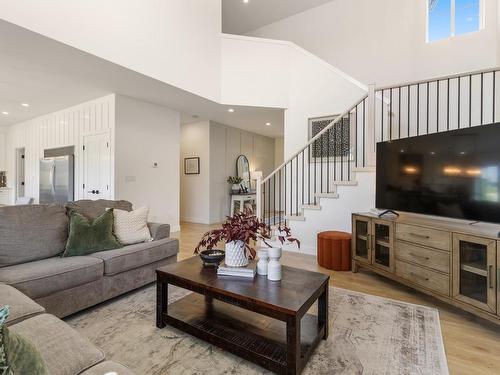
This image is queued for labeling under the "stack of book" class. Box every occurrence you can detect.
[217,261,256,279]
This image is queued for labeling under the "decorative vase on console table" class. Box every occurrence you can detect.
[225,240,249,267]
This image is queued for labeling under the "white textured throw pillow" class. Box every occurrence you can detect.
[113,207,152,245]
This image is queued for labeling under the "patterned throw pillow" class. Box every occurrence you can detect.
[0,306,49,375]
[63,209,122,257]
[113,207,153,245]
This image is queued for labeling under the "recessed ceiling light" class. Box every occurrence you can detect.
[243,0,249,3]
[21,103,30,107]
[1,111,8,115]
[228,108,235,113]
[266,122,271,126]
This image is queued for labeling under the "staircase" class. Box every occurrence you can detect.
[257,67,500,252]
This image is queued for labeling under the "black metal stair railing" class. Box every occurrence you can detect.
[375,68,500,142]
[258,94,370,226]
[257,67,500,227]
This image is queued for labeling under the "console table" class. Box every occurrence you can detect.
[230,193,256,216]
[352,212,500,325]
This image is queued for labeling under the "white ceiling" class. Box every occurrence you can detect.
[222,0,334,35]
[0,20,284,138]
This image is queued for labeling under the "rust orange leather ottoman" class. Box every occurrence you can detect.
[317,231,351,271]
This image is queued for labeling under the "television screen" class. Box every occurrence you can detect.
[376,123,500,223]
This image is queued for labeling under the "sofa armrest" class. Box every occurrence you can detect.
[147,222,170,241]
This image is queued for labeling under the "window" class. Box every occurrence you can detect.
[427,0,483,42]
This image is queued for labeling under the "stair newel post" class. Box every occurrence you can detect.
[366,83,377,167]
[256,176,262,221]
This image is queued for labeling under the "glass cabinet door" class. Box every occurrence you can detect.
[371,219,394,272]
[452,234,496,313]
[353,216,371,264]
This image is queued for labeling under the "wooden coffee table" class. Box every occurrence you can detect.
[156,257,329,375]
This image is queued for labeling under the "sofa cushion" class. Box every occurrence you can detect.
[10,314,105,375]
[66,199,133,220]
[0,257,104,299]
[0,204,68,267]
[113,207,152,245]
[1,306,49,375]
[80,360,136,375]
[63,210,122,258]
[0,283,45,326]
[89,238,179,275]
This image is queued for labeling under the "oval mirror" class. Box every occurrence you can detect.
[236,155,250,192]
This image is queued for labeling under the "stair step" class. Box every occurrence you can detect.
[300,204,321,210]
[284,215,305,222]
[352,166,376,172]
[314,192,339,198]
[332,180,358,186]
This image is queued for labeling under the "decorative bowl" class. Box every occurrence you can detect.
[199,249,225,267]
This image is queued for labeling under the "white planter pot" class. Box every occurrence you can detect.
[257,248,269,276]
[225,240,248,267]
[267,247,282,281]
[231,184,240,193]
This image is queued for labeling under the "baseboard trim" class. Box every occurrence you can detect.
[282,244,316,256]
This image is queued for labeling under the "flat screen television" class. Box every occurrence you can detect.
[376,123,500,223]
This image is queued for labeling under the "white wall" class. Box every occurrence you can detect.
[180,120,276,224]
[248,0,499,88]
[0,131,5,171]
[274,137,284,168]
[180,121,211,224]
[498,3,500,66]
[221,35,289,108]
[221,34,367,159]
[5,94,115,203]
[209,121,275,223]
[0,0,222,101]
[115,95,180,231]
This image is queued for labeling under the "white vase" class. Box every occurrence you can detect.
[257,249,269,276]
[225,240,248,267]
[231,184,240,193]
[267,247,282,281]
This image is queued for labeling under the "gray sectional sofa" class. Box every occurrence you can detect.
[0,199,179,374]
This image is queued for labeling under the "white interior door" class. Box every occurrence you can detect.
[15,148,25,200]
[83,132,111,200]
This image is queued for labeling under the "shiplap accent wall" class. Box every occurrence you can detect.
[5,94,115,203]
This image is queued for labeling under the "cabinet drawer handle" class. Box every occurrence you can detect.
[489,265,494,289]
[409,272,429,282]
[409,252,430,261]
[409,233,430,239]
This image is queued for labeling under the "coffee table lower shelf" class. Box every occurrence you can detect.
[163,293,325,374]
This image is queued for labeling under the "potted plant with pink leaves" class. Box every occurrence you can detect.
[195,212,299,268]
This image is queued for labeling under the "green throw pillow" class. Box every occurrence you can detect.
[63,209,122,257]
[0,306,49,375]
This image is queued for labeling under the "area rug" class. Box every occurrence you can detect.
[66,285,449,375]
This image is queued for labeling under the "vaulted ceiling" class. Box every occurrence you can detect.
[222,0,333,35]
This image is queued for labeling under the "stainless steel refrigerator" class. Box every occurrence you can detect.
[39,156,74,204]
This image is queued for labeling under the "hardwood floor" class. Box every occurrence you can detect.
[173,222,500,375]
